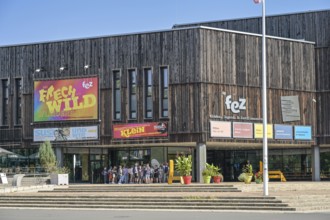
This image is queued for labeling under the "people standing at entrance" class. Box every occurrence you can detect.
[133,163,139,183]
[153,165,159,183]
[102,167,108,184]
[138,165,143,184]
[117,165,123,184]
[163,162,169,183]
[111,166,117,184]
[145,163,151,184]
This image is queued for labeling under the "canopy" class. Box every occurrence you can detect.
[0,147,14,156]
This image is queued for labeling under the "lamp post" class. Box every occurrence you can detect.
[254,0,268,196]
[261,0,269,196]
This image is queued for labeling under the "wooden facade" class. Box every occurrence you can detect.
[0,26,316,150]
[174,9,330,146]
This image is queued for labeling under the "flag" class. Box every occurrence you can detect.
[253,0,263,3]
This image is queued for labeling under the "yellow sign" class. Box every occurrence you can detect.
[254,124,273,139]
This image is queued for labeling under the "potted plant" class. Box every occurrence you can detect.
[39,141,69,185]
[202,163,213,184]
[175,155,192,184]
[210,164,223,183]
[238,161,253,184]
[254,171,263,184]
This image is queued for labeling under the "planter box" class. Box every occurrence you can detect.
[50,173,69,185]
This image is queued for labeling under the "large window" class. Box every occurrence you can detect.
[144,68,153,119]
[128,69,137,119]
[15,78,22,125]
[2,79,9,125]
[113,70,121,120]
[160,67,168,118]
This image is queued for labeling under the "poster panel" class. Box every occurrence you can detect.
[254,123,273,139]
[210,121,232,138]
[233,122,253,139]
[113,122,168,139]
[33,126,98,142]
[274,124,293,139]
[294,126,312,140]
[34,77,98,122]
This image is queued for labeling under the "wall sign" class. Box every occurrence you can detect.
[210,121,232,138]
[294,126,312,140]
[33,126,98,142]
[274,124,293,139]
[281,96,300,122]
[254,123,273,139]
[34,77,98,122]
[225,95,246,114]
[113,122,168,139]
[233,122,253,139]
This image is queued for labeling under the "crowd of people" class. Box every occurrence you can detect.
[102,162,169,184]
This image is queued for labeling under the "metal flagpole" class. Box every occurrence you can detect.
[261,0,269,196]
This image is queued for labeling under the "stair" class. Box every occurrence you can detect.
[0,184,295,211]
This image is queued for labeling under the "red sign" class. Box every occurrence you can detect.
[233,122,253,139]
[113,122,168,139]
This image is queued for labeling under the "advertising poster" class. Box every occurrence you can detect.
[254,123,273,139]
[233,122,253,139]
[294,125,312,140]
[210,121,232,138]
[34,77,98,122]
[274,124,293,139]
[113,122,168,139]
[33,126,98,142]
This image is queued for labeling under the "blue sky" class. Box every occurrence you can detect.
[0,0,329,46]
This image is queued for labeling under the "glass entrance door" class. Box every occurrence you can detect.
[90,160,103,184]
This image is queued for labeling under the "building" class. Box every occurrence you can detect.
[0,10,329,183]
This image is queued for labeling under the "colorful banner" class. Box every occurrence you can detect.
[274,124,293,139]
[233,122,253,139]
[210,121,232,138]
[294,126,312,140]
[113,122,168,139]
[34,77,98,122]
[33,126,98,142]
[254,124,273,139]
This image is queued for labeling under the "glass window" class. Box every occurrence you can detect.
[160,67,169,118]
[15,78,22,125]
[144,68,153,118]
[2,79,9,125]
[128,69,137,119]
[113,71,121,120]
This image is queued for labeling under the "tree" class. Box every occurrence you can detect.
[39,141,56,172]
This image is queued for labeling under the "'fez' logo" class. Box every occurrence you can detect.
[225,95,246,114]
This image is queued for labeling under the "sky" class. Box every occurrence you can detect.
[0,0,329,46]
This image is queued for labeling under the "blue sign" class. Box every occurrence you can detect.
[274,124,293,139]
[294,126,312,140]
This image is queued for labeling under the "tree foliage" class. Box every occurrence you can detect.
[39,141,56,172]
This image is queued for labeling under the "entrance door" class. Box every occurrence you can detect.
[90,160,103,184]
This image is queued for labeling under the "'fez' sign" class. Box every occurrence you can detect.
[225,95,246,114]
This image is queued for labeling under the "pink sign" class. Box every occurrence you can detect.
[233,122,253,139]
[210,121,232,138]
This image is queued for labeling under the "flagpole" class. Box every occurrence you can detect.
[261,0,269,196]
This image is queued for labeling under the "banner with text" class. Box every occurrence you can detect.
[34,77,98,122]
[33,126,98,142]
[113,122,168,139]
[294,125,312,140]
[233,122,253,139]
[210,121,232,138]
[254,123,273,139]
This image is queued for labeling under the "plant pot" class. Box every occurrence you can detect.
[182,176,192,184]
[244,175,253,184]
[50,173,69,185]
[213,176,221,183]
[203,175,211,184]
[255,179,263,184]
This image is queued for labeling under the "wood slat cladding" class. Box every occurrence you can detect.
[199,29,315,91]
[0,26,316,147]
[174,10,330,47]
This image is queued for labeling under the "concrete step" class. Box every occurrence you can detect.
[0,195,293,211]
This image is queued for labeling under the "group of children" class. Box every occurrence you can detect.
[102,162,169,184]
